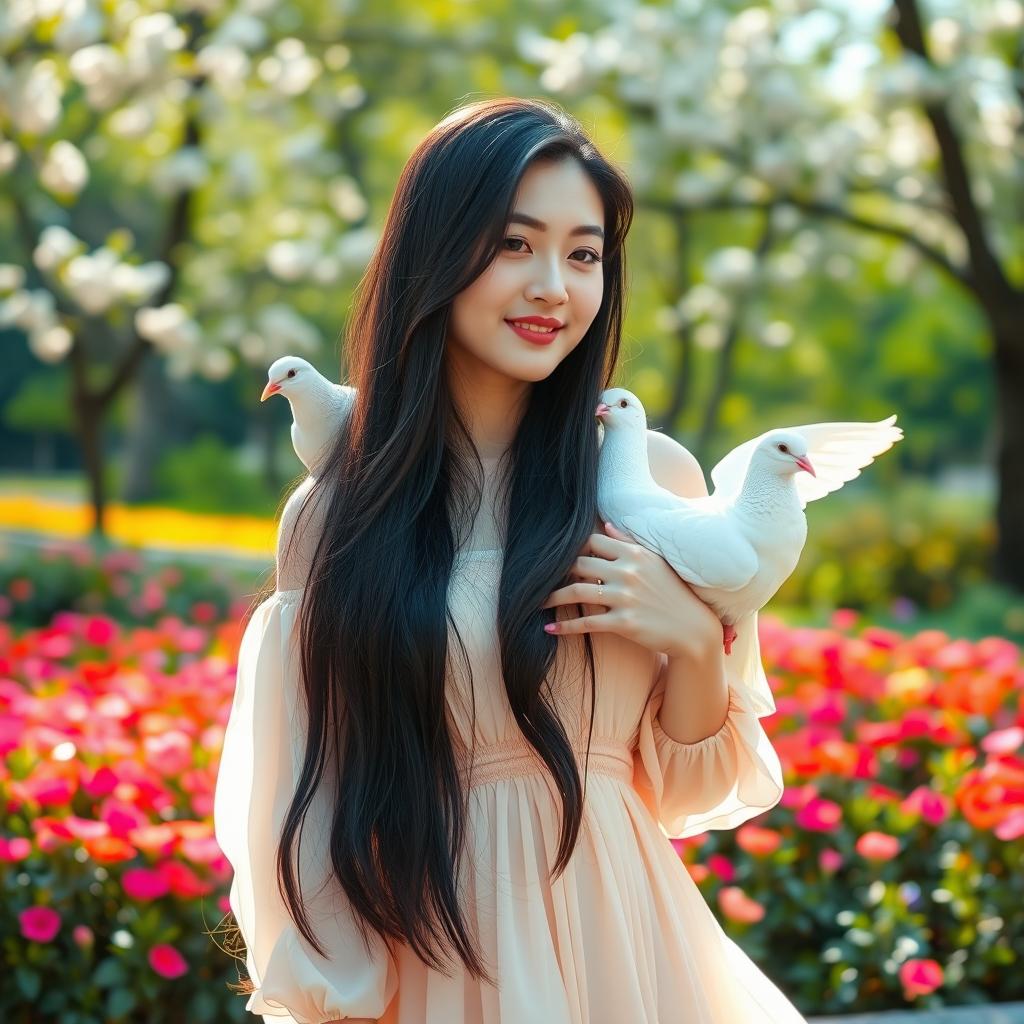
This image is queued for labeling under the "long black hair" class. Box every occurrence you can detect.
[253,96,634,988]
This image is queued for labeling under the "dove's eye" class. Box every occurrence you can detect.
[618,399,627,408]
[287,369,296,378]
[778,443,789,453]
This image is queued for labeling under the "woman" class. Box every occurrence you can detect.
[213,96,807,1023]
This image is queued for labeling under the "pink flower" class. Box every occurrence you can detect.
[856,831,900,861]
[981,726,1024,756]
[901,786,951,826]
[0,836,32,862]
[899,958,943,997]
[148,943,188,979]
[122,867,171,901]
[718,886,765,924]
[995,809,1024,841]
[73,925,94,947]
[794,797,843,832]
[819,848,843,873]
[19,905,61,943]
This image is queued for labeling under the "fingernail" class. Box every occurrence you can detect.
[544,623,557,633]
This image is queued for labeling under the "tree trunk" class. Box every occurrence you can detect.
[75,399,107,541]
[990,303,1024,592]
[121,347,173,502]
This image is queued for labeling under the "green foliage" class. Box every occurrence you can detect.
[151,434,277,515]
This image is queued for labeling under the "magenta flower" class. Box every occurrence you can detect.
[901,786,952,826]
[19,905,61,943]
[794,797,843,832]
[121,867,171,901]
[148,943,188,979]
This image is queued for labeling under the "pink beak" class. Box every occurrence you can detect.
[794,454,816,477]
[261,380,281,402]
[595,402,611,418]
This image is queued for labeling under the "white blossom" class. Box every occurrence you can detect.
[705,246,758,290]
[124,12,187,84]
[0,139,17,173]
[108,98,159,139]
[151,147,209,196]
[258,38,321,96]
[68,44,127,110]
[210,11,267,50]
[197,43,251,94]
[0,264,25,292]
[327,177,368,222]
[758,320,794,348]
[199,346,234,381]
[255,304,321,356]
[29,324,74,363]
[135,303,202,354]
[64,247,121,314]
[40,140,89,196]
[112,261,171,305]
[266,239,320,281]
[34,225,85,272]
[2,288,57,332]
[52,0,105,53]
[7,59,65,135]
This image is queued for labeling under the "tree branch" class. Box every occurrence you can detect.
[639,192,975,291]
[890,0,1016,303]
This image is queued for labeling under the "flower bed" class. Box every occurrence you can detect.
[1,556,1021,1018]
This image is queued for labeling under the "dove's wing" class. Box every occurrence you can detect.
[620,501,759,592]
[709,415,903,510]
[727,611,776,717]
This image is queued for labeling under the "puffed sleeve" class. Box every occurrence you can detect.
[214,588,399,1023]
[632,628,785,840]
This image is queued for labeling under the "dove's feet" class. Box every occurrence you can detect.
[722,622,737,655]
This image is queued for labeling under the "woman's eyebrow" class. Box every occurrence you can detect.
[509,211,605,241]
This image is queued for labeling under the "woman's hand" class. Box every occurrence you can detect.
[540,521,722,658]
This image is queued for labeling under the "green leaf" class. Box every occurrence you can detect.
[15,965,41,1000]
[105,987,137,1019]
[92,956,127,989]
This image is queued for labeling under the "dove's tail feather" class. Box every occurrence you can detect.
[727,611,776,718]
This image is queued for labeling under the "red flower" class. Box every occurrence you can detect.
[899,958,943,997]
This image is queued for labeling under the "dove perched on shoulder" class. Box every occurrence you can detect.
[260,356,357,475]
[595,387,903,717]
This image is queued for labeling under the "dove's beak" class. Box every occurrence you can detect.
[261,381,281,402]
[794,454,816,477]
[595,402,611,418]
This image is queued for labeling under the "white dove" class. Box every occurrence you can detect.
[595,387,903,717]
[260,356,356,474]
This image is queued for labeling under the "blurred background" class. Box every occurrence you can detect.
[1,0,1023,1020]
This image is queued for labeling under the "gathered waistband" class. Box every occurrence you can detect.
[457,737,634,789]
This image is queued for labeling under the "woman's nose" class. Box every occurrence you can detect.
[527,262,569,304]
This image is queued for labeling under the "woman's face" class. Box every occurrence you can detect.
[447,157,606,383]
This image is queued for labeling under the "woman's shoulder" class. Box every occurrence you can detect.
[276,474,335,591]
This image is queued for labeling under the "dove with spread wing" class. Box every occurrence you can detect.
[595,387,903,716]
[260,356,357,474]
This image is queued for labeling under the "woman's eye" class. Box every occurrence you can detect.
[502,237,602,264]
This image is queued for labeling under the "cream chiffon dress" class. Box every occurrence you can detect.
[213,457,809,1024]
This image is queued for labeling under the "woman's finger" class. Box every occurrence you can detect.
[541,581,610,610]
[544,608,611,635]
